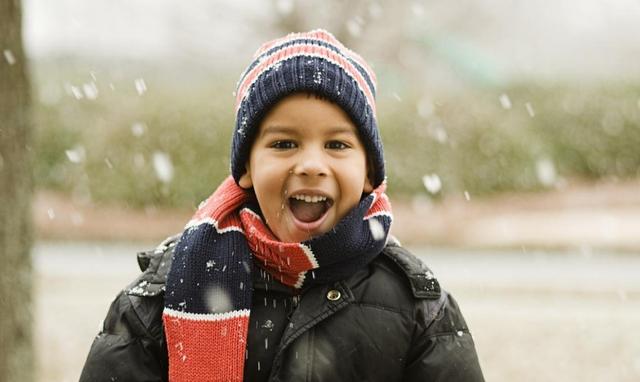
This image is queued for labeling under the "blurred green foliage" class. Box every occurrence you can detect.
[380,82,640,196]
[32,60,640,207]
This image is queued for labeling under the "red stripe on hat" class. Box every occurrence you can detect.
[306,30,377,87]
[253,30,376,92]
[163,313,249,382]
[236,43,376,116]
[255,30,342,57]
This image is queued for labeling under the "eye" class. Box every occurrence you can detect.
[326,140,350,150]
[270,140,297,150]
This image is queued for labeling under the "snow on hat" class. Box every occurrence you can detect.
[230,29,385,188]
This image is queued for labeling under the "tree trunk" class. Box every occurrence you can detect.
[0,0,34,381]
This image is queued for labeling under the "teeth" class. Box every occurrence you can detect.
[293,194,327,203]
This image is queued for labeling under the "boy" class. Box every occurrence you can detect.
[80,29,484,381]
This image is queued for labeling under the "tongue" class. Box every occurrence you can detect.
[289,199,328,223]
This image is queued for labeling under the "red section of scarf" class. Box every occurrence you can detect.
[164,314,249,382]
[240,208,314,287]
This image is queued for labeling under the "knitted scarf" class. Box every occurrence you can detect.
[163,176,392,381]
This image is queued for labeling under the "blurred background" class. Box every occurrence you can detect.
[5,0,640,380]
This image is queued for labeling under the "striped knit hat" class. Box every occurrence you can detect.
[230,29,385,188]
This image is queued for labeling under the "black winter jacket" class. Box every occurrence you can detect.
[80,235,484,381]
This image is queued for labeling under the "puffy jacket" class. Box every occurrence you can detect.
[80,235,484,381]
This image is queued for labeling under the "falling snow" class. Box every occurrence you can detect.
[536,158,557,186]
[205,287,232,313]
[83,82,98,100]
[135,78,147,95]
[65,146,86,164]
[368,219,385,241]
[261,319,274,331]
[3,49,16,65]
[432,125,448,144]
[499,93,512,109]
[131,122,147,137]
[525,102,535,117]
[313,70,323,84]
[346,17,364,37]
[66,84,83,100]
[422,174,442,194]
[152,151,174,183]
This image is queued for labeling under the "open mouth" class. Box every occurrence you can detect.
[288,194,334,224]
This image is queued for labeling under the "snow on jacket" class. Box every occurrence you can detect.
[80,235,485,381]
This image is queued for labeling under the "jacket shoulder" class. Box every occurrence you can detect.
[125,233,179,297]
[344,242,443,319]
[379,242,441,300]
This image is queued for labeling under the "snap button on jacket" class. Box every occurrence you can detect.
[326,290,341,301]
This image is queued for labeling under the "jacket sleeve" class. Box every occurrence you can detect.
[79,291,168,382]
[403,292,485,381]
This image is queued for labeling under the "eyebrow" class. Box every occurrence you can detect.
[324,126,357,135]
[260,126,295,137]
[260,125,356,137]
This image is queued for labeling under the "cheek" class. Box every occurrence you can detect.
[251,160,284,188]
[250,165,288,212]
[337,162,368,202]
[345,156,369,183]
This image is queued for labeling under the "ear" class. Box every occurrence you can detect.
[238,163,253,189]
[363,173,374,193]
[363,158,375,193]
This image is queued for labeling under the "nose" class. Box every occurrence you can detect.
[293,147,328,177]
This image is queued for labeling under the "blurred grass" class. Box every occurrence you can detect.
[32,58,640,207]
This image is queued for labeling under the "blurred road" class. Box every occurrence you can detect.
[34,242,640,382]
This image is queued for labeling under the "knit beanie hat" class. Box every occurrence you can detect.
[230,29,385,188]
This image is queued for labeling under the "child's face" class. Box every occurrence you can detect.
[239,93,373,243]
